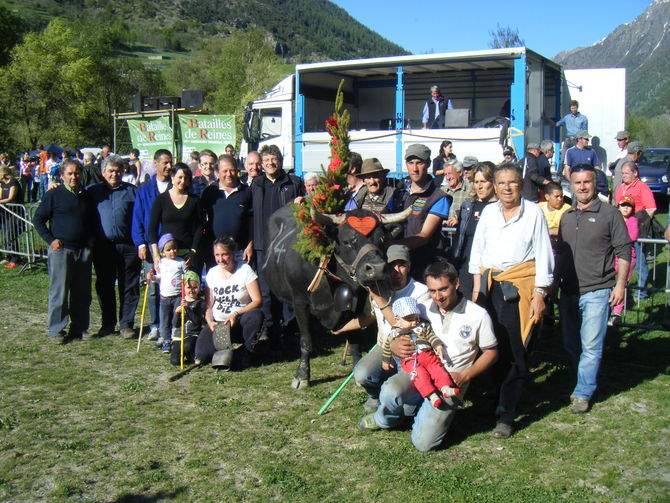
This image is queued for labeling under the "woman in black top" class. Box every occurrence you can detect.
[431,140,456,186]
[0,165,24,267]
[450,163,497,299]
[150,163,204,271]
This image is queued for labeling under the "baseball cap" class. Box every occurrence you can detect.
[392,296,420,318]
[386,244,410,264]
[615,130,630,141]
[462,155,478,168]
[158,233,175,252]
[527,142,541,151]
[575,130,591,139]
[627,141,643,153]
[404,144,431,162]
[503,147,514,156]
[618,195,635,208]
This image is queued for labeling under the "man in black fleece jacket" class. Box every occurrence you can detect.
[34,160,95,344]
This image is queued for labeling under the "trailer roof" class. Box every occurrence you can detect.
[295,47,560,77]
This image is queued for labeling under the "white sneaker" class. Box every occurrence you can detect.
[147,327,159,341]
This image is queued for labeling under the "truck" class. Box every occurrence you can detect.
[240,47,625,178]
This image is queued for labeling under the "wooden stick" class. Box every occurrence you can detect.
[340,341,349,366]
[136,278,150,353]
[168,361,205,382]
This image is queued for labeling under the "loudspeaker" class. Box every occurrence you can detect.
[141,96,159,111]
[182,89,203,110]
[157,96,181,110]
[133,93,142,113]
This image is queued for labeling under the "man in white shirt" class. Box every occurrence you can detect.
[468,165,553,439]
[358,260,498,452]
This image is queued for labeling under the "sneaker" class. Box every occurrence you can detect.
[570,397,590,414]
[120,328,135,339]
[363,397,380,413]
[147,327,159,341]
[357,413,381,431]
[161,342,171,354]
[80,331,95,341]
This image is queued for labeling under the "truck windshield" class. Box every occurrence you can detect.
[260,108,282,139]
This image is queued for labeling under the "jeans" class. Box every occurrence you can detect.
[93,243,140,329]
[159,295,182,343]
[38,174,49,200]
[635,242,649,297]
[374,368,467,452]
[353,345,396,400]
[47,247,92,337]
[559,288,611,400]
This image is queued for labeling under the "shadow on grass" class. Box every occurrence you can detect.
[112,487,186,502]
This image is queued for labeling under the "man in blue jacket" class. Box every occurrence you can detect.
[89,155,139,339]
[131,149,173,340]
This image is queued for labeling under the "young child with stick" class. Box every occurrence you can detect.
[170,270,205,366]
[147,233,187,354]
[381,296,460,408]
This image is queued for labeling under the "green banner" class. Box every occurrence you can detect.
[178,114,236,162]
[128,116,174,160]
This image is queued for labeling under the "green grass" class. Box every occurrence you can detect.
[0,264,668,502]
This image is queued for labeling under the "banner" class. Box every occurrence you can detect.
[128,117,174,161]
[178,114,236,162]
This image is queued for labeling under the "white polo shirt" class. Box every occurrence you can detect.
[419,295,497,372]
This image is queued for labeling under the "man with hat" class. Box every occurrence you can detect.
[611,140,642,194]
[501,147,516,165]
[442,159,471,227]
[462,156,478,183]
[346,158,403,213]
[334,244,430,412]
[395,144,451,279]
[563,130,601,180]
[521,142,551,202]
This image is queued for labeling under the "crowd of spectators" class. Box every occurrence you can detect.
[0,122,662,451]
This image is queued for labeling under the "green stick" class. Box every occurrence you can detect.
[318,344,376,415]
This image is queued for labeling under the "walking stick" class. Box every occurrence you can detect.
[168,361,205,382]
[340,340,350,366]
[180,275,185,370]
[318,344,376,415]
[136,277,150,353]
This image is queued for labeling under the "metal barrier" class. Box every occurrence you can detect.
[0,203,48,271]
[619,237,670,330]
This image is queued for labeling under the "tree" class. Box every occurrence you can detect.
[0,6,26,67]
[488,24,525,49]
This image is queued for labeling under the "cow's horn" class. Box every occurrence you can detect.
[380,205,413,224]
[310,206,345,226]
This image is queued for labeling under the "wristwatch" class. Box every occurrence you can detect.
[533,287,547,297]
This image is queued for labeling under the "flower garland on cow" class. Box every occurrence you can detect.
[292,80,351,288]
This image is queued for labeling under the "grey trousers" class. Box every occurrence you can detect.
[47,246,92,337]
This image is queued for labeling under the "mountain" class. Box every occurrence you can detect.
[2,0,408,62]
[554,0,670,117]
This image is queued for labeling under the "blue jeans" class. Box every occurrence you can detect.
[374,368,467,452]
[559,288,611,400]
[635,242,649,297]
[159,295,181,343]
[39,174,49,200]
[47,247,92,337]
[353,345,396,400]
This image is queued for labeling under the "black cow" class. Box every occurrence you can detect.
[263,205,411,388]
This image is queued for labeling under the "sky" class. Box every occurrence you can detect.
[331,0,654,58]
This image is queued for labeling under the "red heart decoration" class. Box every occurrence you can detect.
[346,216,377,236]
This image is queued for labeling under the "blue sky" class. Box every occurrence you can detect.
[332,0,653,58]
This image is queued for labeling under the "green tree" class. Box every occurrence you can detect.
[488,24,525,49]
[0,6,26,66]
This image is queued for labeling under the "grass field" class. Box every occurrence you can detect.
[0,263,668,502]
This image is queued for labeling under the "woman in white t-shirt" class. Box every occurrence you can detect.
[195,237,264,366]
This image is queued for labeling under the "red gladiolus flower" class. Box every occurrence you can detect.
[325,116,338,129]
[332,184,341,190]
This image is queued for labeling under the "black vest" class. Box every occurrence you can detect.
[426,96,447,126]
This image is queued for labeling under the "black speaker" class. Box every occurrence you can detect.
[182,89,203,110]
[141,96,159,111]
[157,96,181,110]
[133,93,142,113]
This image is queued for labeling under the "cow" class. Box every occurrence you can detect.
[263,205,412,388]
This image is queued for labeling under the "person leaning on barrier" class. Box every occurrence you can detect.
[422,85,453,130]
[468,164,554,439]
[33,159,95,344]
[557,165,632,414]
[358,259,498,452]
[0,165,23,268]
[87,155,140,339]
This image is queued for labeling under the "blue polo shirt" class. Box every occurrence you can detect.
[566,146,600,169]
[88,181,137,243]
